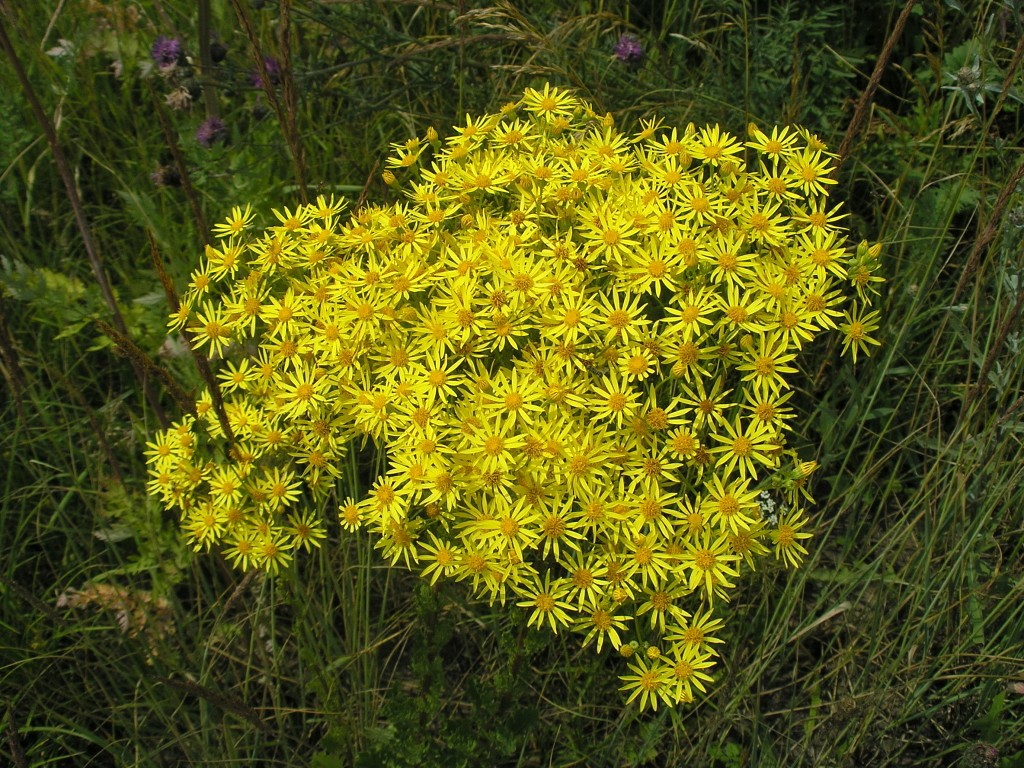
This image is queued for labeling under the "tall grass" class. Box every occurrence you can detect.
[2,0,1022,766]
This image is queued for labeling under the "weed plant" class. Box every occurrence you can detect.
[1,0,1022,766]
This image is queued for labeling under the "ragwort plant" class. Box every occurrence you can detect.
[145,85,882,711]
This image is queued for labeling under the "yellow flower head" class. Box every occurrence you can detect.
[146,85,882,712]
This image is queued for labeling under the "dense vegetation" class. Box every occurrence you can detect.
[1,0,1022,765]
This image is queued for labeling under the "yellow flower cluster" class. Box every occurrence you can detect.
[146,85,882,710]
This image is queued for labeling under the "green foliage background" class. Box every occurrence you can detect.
[0,0,1022,766]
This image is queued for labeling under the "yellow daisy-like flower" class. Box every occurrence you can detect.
[700,473,762,534]
[682,531,739,603]
[667,649,716,703]
[284,510,327,553]
[212,204,255,239]
[581,204,642,266]
[190,301,234,358]
[419,532,460,585]
[517,574,574,633]
[619,656,673,711]
[692,124,743,167]
[772,508,813,568]
[708,414,780,481]
[840,305,882,363]
[787,148,838,197]
[588,373,640,429]
[594,290,650,345]
[521,84,576,121]
[576,603,631,653]
[746,123,800,162]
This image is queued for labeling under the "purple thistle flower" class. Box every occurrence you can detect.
[614,34,644,67]
[248,56,281,88]
[150,165,181,188]
[151,36,183,71]
[196,117,227,148]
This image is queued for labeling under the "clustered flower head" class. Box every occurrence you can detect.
[151,35,183,72]
[249,56,281,89]
[146,85,883,710]
[614,34,644,67]
[195,116,227,148]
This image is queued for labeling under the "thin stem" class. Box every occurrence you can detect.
[0,4,168,428]
[967,288,1024,408]
[147,232,235,444]
[278,0,308,200]
[227,0,309,204]
[94,319,196,419]
[834,0,919,171]
[5,701,29,768]
[154,677,270,732]
[952,156,1024,303]
[148,81,211,245]
[0,292,27,409]
[197,0,220,119]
